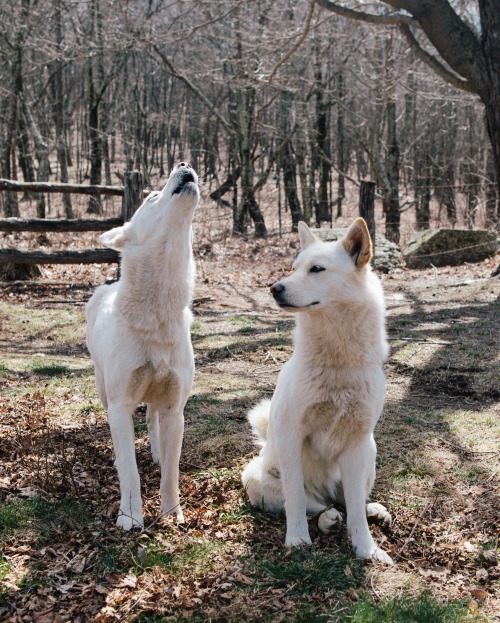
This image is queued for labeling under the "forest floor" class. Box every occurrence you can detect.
[0,219,499,622]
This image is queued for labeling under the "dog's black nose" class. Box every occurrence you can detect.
[177,162,192,169]
[271,282,285,298]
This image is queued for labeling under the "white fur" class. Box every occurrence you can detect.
[242,218,393,563]
[86,163,199,530]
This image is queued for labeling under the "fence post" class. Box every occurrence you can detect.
[122,170,144,222]
[359,180,376,266]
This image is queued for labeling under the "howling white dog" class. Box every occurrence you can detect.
[86,162,199,530]
[242,218,393,563]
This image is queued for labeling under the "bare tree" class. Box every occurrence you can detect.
[316,0,500,227]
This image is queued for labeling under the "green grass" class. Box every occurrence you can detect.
[94,543,133,579]
[29,360,71,376]
[228,314,259,325]
[0,553,11,599]
[252,547,364,596]
[133,537,223,579]
[349,591,471,623]
[0,497,91,540]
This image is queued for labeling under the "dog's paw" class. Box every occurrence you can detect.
[370,548,394,565]
[318,507,344,534]
[116,512,144,531]
[285,533,312,548]
[151,449,160,465]
[366,502,392,527]
[160,502,185,523]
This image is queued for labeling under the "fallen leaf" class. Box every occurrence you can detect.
[479,550,497,565]
[137,546,147,565]
[470,588,488,601]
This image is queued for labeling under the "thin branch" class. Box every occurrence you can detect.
[315,0,418,27]
[268,0,316,85]
[150,44,234,137]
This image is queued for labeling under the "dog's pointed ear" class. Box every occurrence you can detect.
[298,221,320,250]
[342,218,372,269]
[100,224,130,250]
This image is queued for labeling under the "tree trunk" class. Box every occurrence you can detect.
[236,85,267,238]
[383,46,401,244]
[295,100,312,221]
[336,68,346,218]
[52,0,74,219]
[279,90,303,232]
[359,180,376,266]
[87,0,102,214]
[485,144,498,228]
[314,51,331,225]
[415,152,431,230]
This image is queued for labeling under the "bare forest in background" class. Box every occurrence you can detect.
[1,0,498,245]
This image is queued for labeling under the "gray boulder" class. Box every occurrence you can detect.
[402,229,498,269]
[313,228,404,273]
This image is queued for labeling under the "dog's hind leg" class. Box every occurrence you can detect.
[157,406,185,523]
[366,502,391,527]
[107,402,144,530]
[146,404,160,464]
[242,456,286,513]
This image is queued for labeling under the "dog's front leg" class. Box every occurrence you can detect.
[275,431,311,547]
[107,403,144,530]
[158,406,185,523]
[339,437,393,564]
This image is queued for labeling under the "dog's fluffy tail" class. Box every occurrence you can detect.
[247,399,271,447]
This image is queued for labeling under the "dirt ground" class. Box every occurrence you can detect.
[0,212,499,621]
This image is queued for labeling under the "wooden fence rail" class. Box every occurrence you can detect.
[0,217,122,233]
[0,171,144,267]
[0,249,119,265]
[0,179,125,196]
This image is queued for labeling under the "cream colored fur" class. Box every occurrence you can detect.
[242,218,393,563]
[86,163,199,530]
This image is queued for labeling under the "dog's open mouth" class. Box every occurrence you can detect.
[277,301,320,309]
[172,171,196,195]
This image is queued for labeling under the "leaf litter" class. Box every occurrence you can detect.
[0,230,499,621]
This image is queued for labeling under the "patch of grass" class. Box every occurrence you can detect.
[252,547,363,596]
[0,497,91,540]
[0,553,11,598]
[350,591,471,623]
[237,325,257,334]
[228,314,259,325]
[393,456,437,481]
[30,360,71,376]
[94,543,133,579]
[134,537,223,580]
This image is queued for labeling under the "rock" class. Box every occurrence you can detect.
[402,229,498,269]
[312,228,404,273]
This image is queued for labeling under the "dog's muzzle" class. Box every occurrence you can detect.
[271,282,288,306]
[171,162,197,195]
[270,281,319,309]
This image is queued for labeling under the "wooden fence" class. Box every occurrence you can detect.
[0,171,145,266]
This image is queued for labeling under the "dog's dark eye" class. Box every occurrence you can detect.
[310,265,325,273]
